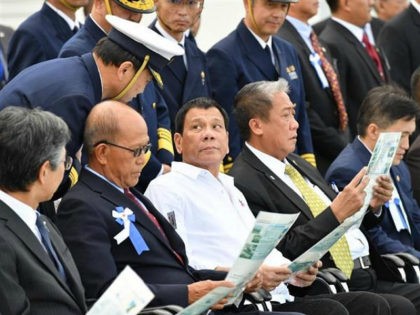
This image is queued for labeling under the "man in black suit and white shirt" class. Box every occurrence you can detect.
[0,107,86,315]
[318,0,390,137]
[277,0,351,174]
[229,79,420,315]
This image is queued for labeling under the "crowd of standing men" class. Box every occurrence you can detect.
[1,0,420,314]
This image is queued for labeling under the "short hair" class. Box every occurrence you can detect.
[84,105,120,156]
[326,0,340,12]
[357,85,419,136]
[410,67,420,103]
[174,97,229,134]
[234,79,289,141]
[0,107,70,192]
[93,37,142,71]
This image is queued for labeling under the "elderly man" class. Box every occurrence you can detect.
[145,96,397,315]
[7,0,89,79]
[206,0,314,172]
[229,80,420,314]
[56,100,296,315]
[0,107,86,315]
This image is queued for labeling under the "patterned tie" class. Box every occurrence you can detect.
[35,213,67,281]
[310,31,348,131]
[362,32,385,81]
[124,188,184,264]
[285,163,354,277]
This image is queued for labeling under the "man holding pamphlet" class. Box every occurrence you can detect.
[229,80,420,314]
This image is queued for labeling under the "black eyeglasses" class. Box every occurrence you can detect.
[95,140,152,157]
[63,156,73,171]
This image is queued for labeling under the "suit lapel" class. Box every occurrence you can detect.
[81,170,185,265]
[182,40,204,102]
[0,202,82,305]
[237,21,278,80]
[42,3,73,42]
[331,21,383,83]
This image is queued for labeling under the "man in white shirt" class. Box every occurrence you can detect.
[229,79,419,315]
[0,107,86,315]
[145,95,394,315]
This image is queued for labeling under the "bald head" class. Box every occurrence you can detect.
[84,100,147,157]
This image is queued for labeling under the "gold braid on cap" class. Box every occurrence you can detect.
[113,55,150,101]
[104,0,114,15]
[247,0,262,36]
[58,0,81,12]
[119,0,154,11]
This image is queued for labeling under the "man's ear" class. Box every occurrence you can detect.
[174,133,183,154]
[249,118,263,136]
[94,144,109,165]
[366,123,380,141]
[116,61,134,81]
[37,160,50,186]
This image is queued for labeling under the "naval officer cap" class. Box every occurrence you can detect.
[106,15,184,84]
[112,0,155,13]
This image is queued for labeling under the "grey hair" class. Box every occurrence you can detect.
[0,107,70,192]
[234,78,289,141]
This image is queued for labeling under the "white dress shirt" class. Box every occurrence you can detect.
[145,162,293,302]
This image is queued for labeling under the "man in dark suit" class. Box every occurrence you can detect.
[277,0,351,174]
[58,0,173,192]
[377,0,420,93]
[319,0,390,137]
[229,80,420,314]
[326,85,420,260]
[206,0,315,172]
[56,100,299,315]
[0,106,86,315]
[7,0,89,80]
[149,0,211,146]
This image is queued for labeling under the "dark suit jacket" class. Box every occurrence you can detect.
[277,20,351,174]
[319,19,390,137]
[149,20,211,132]
[7,2,75,79]
[206,20,314,165]
[56,169,224,307]
[325,137,420,259]
[229,146,381,266]
[377,4,420,93]
[314,17,384,39]
[0,200,86,315]
[57,16,174,191]
[405,136,420,204]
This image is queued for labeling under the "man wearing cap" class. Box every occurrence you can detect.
[206,0,315,172]
[0,15,183,162]
[7,0,89,80]
[149,0,211,143]
[59,0,174,192]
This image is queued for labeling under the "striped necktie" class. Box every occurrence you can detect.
[285,163,354,277]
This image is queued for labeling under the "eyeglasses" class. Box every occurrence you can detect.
[166,0,202,9]
[95,140,152,157]
[63,156,73,171]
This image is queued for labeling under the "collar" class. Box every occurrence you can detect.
[0,190,37,232]
[357,135,374,154]
[332,16,365,42]
[85,165,124,193]
[46,1,79,30]
[287,16,312,39]
[244,23,273,50]
[411,0,420,14]
[171,162,234,186]
[155,20,186,47]
[246,142,287,175]
[90,14,108,35]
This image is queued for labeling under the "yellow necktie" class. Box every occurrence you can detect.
[285,163,354,277]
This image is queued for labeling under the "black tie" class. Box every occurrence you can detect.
[35,213,67,281]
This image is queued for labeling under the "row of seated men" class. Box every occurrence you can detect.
[2,80,420,314]
[2,0,420,188]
